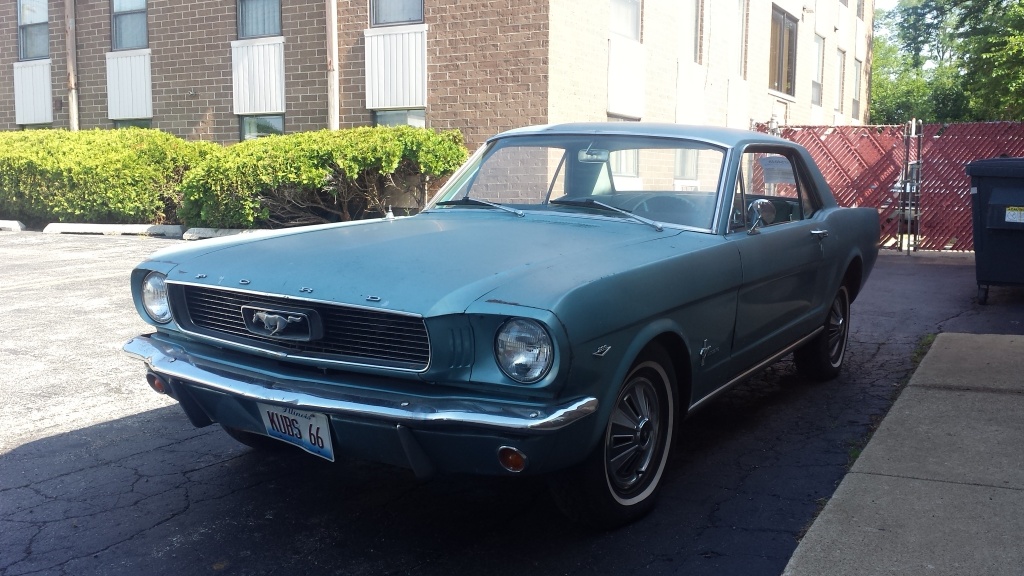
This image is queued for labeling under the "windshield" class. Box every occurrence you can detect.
[429,134,726,231]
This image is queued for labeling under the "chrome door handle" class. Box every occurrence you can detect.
[811,229,829,239]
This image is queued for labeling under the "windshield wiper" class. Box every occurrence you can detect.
[549,197,663,232]
[437,196,525,217]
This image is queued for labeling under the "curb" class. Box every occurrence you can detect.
[182,228,262,240]
[42,223,186,238]
[2,222,258,240]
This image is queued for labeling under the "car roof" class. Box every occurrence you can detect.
[490,122,793,149]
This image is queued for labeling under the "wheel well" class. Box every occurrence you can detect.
[843,256,864,302]
[649,333,693,416]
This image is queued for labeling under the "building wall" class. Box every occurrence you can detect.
[547,1,610,123]
[0,0,871,147]
[685,0,875,129]
[0,3,14,130]
[0,0,328,142]
[425,0,550,149]
[337,1,373,129]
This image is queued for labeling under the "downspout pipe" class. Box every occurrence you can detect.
[326,0,340,130]
[64,0,80,130]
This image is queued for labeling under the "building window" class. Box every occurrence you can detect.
[241,115,284,140]
[852,59,863,118]
[769,6,797,96]
[18,0,48,61]
[374,109,425,128]
[238,0,281,39]
[112,0,148,50]
[610,0,641,41]
[812,35,825,106]
[371,0,424,27]
[856,0,865,20]
[835,49,846,113]
[114,119,152,129]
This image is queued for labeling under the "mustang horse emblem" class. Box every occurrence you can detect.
[252,311,303,336]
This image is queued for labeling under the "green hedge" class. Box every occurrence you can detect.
[178,126,468,228]
[0,129,209,228]
[0,126,468,229]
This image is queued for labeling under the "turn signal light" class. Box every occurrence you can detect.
[497,446,528,473]
[146,372,168,395]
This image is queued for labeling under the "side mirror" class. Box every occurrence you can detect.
[747,199,776,234]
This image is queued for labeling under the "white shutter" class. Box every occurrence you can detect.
[106,49,153,119]
[232,36,286,115]
[13,59,53,125]
[607,36,646,119]
[364,24,427,110]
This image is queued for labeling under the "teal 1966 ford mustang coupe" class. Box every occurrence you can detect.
[124,123,879,527]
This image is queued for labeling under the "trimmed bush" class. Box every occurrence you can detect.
[0,126,467,229]
[178,126,468,229]
[0,129,209,228]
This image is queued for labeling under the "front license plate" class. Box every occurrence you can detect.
[257,403,335,462]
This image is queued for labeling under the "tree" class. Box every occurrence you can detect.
[870,0,1024,122]
[869,33,933,123]
[955,0,1024,119]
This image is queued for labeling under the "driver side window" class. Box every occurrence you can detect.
[732,149,812,231]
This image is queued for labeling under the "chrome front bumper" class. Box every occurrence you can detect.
[123,334,598,434]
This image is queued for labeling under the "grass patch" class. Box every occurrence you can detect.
[911,333,937,367]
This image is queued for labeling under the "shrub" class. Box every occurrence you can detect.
[0,126,467,229]
[178,126,468,229]
[0,129,208,227]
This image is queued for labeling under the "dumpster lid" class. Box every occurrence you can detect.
[966,157,1024,178]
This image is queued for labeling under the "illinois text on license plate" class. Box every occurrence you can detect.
[257,403,335,461]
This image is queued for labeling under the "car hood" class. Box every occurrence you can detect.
[153,212,689,316]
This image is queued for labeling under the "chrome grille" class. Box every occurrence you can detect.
[171,285,430,371]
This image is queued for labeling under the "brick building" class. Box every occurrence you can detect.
[0,0,873,149]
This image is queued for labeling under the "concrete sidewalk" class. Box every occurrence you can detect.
[784,332,1024,575]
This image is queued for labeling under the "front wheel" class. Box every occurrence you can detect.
[795,285,851,381]
[549,344,677,529]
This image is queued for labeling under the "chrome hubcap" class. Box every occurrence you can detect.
[827,289,849,365]
[607,378,661,493]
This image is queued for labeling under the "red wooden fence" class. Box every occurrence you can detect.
[756,122,1024,251]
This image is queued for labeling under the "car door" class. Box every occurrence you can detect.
[726,146,832,367]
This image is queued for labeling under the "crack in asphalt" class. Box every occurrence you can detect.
[850,470,1024,493]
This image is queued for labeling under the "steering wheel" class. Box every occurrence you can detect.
[634,195,697,224]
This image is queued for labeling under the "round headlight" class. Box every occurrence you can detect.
[495,319,553,384]
[142,271,172,324]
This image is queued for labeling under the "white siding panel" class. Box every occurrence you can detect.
[676,61,706,124]
[13,59,53,125]
[855,19,868,61]
[607,36,646,119]
[726,78,750,130]
[364,24,427,109]
[232,37,286,115]
[106,49,153,119]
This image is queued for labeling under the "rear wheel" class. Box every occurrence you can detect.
[549,344,677,529]
[795,285,851,381]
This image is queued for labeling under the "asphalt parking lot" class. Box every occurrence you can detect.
[2,232,1022,576]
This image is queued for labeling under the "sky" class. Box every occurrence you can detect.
[875,0,898,11]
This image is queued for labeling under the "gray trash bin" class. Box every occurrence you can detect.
[965,158,1024,304]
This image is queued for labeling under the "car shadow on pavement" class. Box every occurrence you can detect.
[1,358,879,576]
